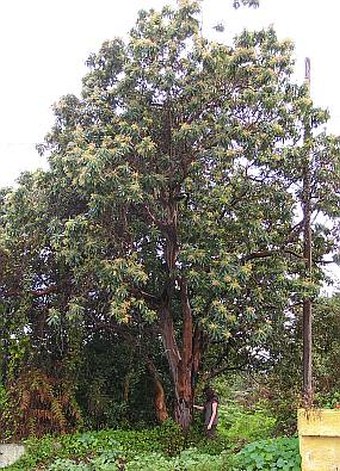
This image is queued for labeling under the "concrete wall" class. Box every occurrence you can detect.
[0,444,25,468]
[298,409,340,471]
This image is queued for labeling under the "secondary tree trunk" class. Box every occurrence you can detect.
[146,358,169,423]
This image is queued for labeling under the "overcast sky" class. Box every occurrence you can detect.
[1,0,340,187]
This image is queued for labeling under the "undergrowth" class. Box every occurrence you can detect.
[4,425,301,471]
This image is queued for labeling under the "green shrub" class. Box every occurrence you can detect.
[4,424,300,471]
[175,448,227,471]
[154,419,185,456]
[125,448,227,471]
[218,403,276,451]
[232,436,301,470]
[125,452,172,471]
[0,381,13,440]
[315,390,340,409]
[4,425,181,470]
[48,459,92,471]
[47,453,122,471]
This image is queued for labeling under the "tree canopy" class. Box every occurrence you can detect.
[0,1,339,433]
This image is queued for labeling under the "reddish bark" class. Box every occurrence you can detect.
[146,192,204,429]
[160,276,203,429]
[153,375,169,423]
[146,358,169,423]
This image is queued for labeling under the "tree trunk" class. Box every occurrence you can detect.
[160,277,203,430]
[154,376,169,423]
[174,277,194,428]
[158,196,204,429]
[174,396,192,429]
[146,358,169,423]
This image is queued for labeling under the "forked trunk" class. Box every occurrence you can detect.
[158,199,203,429]
[160,278,203,430]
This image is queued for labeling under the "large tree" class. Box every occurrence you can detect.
[1,1,339,430]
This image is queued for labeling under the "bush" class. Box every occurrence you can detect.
[175,448,228,471]
[47,452,122,471]
[218,403,276,451]
[4,424,181,470]
[4,422,300,471]
[125,448,227,471]
[154,419,185,455]
[0,380,13,440]
[232,436,301,470]
[48,459,92,471]
[1,369,82,439]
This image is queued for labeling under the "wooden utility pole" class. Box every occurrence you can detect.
[302,57,313,407]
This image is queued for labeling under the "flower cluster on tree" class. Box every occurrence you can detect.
[0,1,339,433]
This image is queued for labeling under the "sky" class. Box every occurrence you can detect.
[1,0,340,187]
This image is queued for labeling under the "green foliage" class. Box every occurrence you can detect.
[48,460,93,471]
[47,450,122,471]
[125,452,172,471]
[0,368,82,440]
[0,380,13,440]
[5,425,302,471]
[313,296,340,405]
[1,0,340,434]
[219,404,276,449]
[5,430,123,470]
[317,390,340,409]
[209,373,277,447]
[26,448,227,471]
[0,380,7,409]
[4,427,209,470]
[154,419,186,456]
[76,334,157,430]
[126,448,227,471]
[259,295,340,433]
[232,437,301,471]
